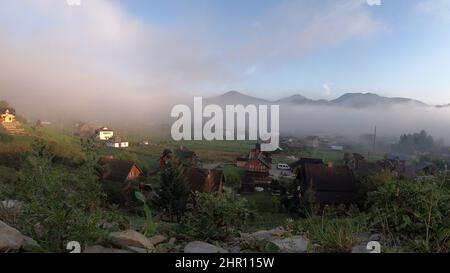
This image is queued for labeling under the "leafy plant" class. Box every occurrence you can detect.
[183,191,254,241]
[135,191,156,236]
[367,177,450,252]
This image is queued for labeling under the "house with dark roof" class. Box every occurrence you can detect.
[98,157,144,203]
[297,164,357,205]
[174,147,199,167]
[290,158,324,172]
[187,167,225,193]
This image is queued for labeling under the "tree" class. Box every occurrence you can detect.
[225,172,242,192]
[0,100,11,109]
[158,159,190,222]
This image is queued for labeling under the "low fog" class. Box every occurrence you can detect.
[279,104,450,144]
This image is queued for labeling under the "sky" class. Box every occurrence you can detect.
[1,0,450,119]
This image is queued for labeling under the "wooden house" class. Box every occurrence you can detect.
[297,164,357,205]
[243,143,271,182]
[98,157,144,203]
[187,167,225,193]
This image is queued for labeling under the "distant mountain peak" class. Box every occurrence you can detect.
[207,91,433,108]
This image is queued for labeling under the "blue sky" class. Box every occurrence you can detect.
[1,0,450,106]
[122,0,450,103]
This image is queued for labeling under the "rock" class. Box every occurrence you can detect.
[229,245,241,253]
[184,241,228,253]
[109,230,155,251]
[84,245,133,254]
[149,235,167,246]
[169,237,177,245]
[352,232,371,243]
[369,234,382,242]
[240,227,286,241]
[271,236,308,253]
[126,246,152,253]
[351,244,371,253]
[0,220,25,252]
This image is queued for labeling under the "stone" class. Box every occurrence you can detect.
[271,236,308,253]
[184,241,228,253]
[352,232,371,243]
[84,245,133,254]
[240,227,286,241]
[169,237,177,245]
[149,235,167,246]
[126,246,152,253]
[109,230,155,251]
[369,234,382,242]
[0,220,25,252]
[351,244,371,253]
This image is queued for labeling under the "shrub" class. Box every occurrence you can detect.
[183,191,254,240]
[225,172,241,192]
[367,177,450,252]
[0,139,108,252]
[295,207,369,253]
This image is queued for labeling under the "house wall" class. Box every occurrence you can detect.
[98,131,114,140]
[1,113,15,123]
[127,165,142,180]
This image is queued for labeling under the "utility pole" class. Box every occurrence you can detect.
[372,126,377,160]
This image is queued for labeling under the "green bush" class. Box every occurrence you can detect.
[183,191,254,241]
[367,177,450,252]
[0,139,109,252]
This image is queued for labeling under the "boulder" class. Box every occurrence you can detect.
[351,244,371,254]
[149,235,167,246]
[240,227,286,241]
[109,230,155,251]
[0,220,24,252]
[184,241,228,253]
[271,236,308,253]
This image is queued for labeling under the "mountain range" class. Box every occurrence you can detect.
[205,90,444,109]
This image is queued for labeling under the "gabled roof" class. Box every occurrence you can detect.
[0,108,15,114]
[187,168,224,193]
[290,158,324,169]
[304,164,357,204]
[98,158,142,182]
[95,127,113,133]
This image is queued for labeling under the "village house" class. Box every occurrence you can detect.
[244,143,272,182]
[297,164,357,205]
[1,109,15,123]
[159,147,200,168]
[187,167,225,193]
[290,157,325,175]
[158,149,224,194]
[1,108,25,135]
[236,143,272,192]
[106,136,129,149]
[95,127,114,140]
[98,157,144,203]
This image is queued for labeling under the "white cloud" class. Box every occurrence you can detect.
[323,83,333,97]
[0,0,385,124]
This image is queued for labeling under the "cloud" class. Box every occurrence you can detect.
[323,83,333,97]
[415,0,450,21]
[0,0,384,126]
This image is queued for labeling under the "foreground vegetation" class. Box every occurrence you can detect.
[0,126,449,253]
